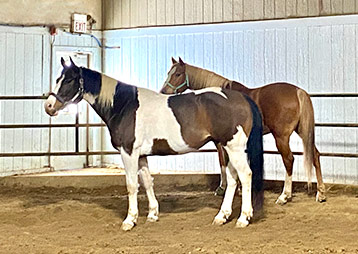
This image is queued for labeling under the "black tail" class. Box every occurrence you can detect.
[244,95,264,214]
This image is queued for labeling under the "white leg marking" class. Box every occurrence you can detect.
[213,163,237,225]
[235,159,252,228]
[121,148,140,231]
[276,173,293,205]
[138,157,159,222]
[223,126,252,228]
[316,183,326,202]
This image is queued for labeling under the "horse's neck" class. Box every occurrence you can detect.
[186,65,229,89]
[81,69,116,125]
[186,65,251,94]
[82,72,139,127]
[89,100,113,126]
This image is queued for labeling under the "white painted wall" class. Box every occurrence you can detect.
[103,15,358,185]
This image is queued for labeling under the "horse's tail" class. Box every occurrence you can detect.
[244,95,264,213]
[296,89,315,192]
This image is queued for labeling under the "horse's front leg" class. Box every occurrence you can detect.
[138,156,159,222]
[121,148,140,231]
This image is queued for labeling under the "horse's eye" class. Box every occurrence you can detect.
[175,73,181,77]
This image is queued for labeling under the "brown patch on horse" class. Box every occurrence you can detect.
[167,90,252,148]
[151,139,178,155]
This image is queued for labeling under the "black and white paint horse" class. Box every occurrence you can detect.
[44,58,264,231]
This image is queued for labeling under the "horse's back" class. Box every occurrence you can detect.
[247,83,302,133]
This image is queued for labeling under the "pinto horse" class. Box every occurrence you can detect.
[44,58,264,231]
[160,57,326,204]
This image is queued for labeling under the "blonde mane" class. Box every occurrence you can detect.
[98,74,118,107]
[185,64,231,89]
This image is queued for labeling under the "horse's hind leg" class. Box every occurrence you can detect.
[138,156,159,222]
[274,134,294,205]
[226,147,253,228]
[213,128,253,228]
[212,162,238,226]
[215,144,229,196]
[313,146,326,202]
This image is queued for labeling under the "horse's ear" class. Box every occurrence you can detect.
[61,57,66,67]
[179,57,185,66]
[69,57,77,67]
[171,57,178,64]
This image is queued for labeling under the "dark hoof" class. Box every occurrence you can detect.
[215,186,226,196]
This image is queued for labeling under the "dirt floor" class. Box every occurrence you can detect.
[0,184,357,254]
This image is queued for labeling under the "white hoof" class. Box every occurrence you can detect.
[147,215,159,223]
[275,198,287,205]
[121,221,135,231]
[212,217,226,226]
[235,219,249,228]
[275,194,291,205]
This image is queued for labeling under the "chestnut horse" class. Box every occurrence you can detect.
[160,57,326,204]
[44,57,264,230]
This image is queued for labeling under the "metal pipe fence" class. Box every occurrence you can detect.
[1,93,358,163]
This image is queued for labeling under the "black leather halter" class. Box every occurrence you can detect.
[48,67,85,106]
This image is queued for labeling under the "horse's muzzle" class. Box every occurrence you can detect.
[44,100,59,116]
[159,87,171,94]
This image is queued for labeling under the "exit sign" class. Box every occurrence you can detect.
[71,13,87,34]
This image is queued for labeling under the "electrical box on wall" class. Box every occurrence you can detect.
[71,13,87,34]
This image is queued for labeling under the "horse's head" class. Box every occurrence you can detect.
[44,57,84,116]
[160,57,189,94]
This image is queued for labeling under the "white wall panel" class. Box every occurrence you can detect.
[0,27,49,176]
[0,27,102,176]
[104,15,358,184]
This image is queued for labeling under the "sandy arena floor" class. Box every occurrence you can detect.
[0,184,357,254]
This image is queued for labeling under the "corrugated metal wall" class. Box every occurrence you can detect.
[0,27,102,176]
[104,0,358,29]
[0,27,50,176]
[103,15,358,185]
